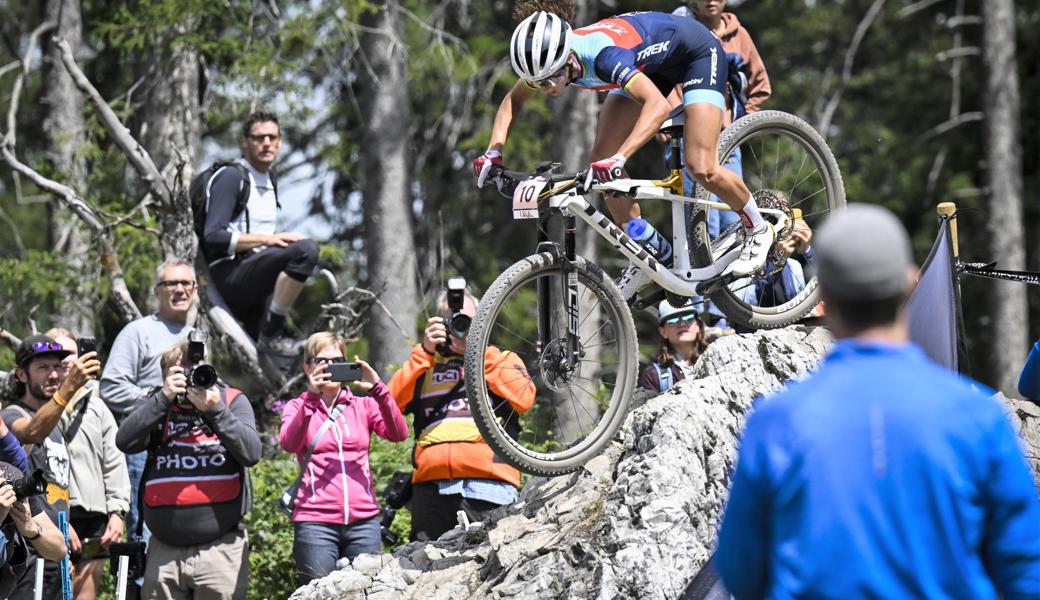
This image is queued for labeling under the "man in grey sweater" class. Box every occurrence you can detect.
[98,258,195,596]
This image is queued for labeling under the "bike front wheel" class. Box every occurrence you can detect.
[689,110,846,329]
[464,253,637,477]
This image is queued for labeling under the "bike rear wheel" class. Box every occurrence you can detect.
[689,110,846,329]
[464,252,637,476]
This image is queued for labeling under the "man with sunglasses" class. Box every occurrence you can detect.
[3,333,98,599]
[100,257,196,599]
[200,111,318,373]
[474,8,775,303]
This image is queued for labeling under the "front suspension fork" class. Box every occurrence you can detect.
[535,213,581,371]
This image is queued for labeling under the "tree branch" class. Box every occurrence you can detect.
[918,111,983,141]
[0,143,142,323]
[816,0,887,136]
[55,38,173,208]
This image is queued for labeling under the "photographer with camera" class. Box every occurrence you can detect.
[389,280,535,542]
[3,333,96,599]
[279,332,408,585]
[0,461,67,598]
[45,329,130,600]
[115,335,260,600]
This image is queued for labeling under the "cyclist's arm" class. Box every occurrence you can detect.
[487,80,535,153]
[613,73,672,160]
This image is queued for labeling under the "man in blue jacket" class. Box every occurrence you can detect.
[716,204,1040,600]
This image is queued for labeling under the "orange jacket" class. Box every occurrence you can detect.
[388,344,535,487]
[700,12,771,125]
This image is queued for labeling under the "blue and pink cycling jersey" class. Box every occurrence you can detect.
[569,11,726,109]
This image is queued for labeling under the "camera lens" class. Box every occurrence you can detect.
[190,364,218,388]
[449,314,471,339]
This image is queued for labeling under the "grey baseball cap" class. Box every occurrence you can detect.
[814,204,913,301]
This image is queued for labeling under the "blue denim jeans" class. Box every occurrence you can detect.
[292,518,381,585]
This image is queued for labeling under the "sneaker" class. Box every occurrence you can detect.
[616,264,653,303]
[257,331,302,357]
[728,223,775,276]
[257,331,302,381]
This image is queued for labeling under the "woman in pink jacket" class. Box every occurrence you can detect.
[279,332,409,584]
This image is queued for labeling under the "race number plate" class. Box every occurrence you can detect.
[512,177,547,220]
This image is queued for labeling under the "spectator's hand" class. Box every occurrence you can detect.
[9,497,33,532]
[422,317,448,354]
[186,385,221,413]
[100,514,123,548]
[0,483,15,524]
[350,356,380,393]
[790,219,812,254]
[473,149,503,188]
[68,523,81,554]
[57,352,101,399]
[161,366,187,402]
[307,360,333,391]
[267,232,304,247]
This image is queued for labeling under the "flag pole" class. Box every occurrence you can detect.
[937,202,959,258]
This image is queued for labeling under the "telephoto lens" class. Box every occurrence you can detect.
[0,462,47,500]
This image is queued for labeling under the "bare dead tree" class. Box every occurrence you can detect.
[816,0,887,137]
[981,0,1027,394]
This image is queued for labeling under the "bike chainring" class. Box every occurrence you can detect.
[753,189,795,272]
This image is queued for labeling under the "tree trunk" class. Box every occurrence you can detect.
[42,0,93,335]
[982,0,1027,394]
[137,23,202,262]
[549,0,601,441]
[358,1,419,374]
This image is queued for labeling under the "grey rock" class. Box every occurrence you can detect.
[288,326,1040,600]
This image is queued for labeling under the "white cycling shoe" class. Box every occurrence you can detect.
[728,223,775,276]
[616,264,653,303]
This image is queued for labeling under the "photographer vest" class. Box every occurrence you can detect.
[143,388,243,508]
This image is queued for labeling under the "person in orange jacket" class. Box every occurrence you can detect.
[388,286,534,542]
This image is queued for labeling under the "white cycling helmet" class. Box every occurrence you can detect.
[510,11,573,82]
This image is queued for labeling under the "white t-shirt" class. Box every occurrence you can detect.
[238,158,278,235]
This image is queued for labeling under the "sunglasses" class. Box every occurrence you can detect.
[31,341,65,352]
[532,66,569,89]
[663,314,699,326]
[308,356,345,366]
[156,280,196,290]
[246,133,281,143]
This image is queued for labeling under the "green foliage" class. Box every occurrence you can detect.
[244,452,300,600]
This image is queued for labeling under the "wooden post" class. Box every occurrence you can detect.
[937,202,959,258]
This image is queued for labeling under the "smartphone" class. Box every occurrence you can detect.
[77,337,97,357]
[327,362,363,383]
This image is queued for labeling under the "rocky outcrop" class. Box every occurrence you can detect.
[289,326,1040,600]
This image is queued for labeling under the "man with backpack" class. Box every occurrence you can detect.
[192,111,319,369]
[115,337,260,600]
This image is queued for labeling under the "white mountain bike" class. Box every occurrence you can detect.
[465,110,845,476]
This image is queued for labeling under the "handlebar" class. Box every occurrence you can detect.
[486,165,589,198]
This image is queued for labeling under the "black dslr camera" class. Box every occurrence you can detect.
[438,277,471,355]
[0,462,47,500]
[184,330,217,389]
[379,471,413,546]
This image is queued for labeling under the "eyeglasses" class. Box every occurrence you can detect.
[31,341,64,352]
[246,133,281,143]
[308,356,345,365]
[532,66,568,89]
[156,280,196,290]
[664,314,698,326]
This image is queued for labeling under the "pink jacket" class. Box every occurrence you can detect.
[279,381,408,524]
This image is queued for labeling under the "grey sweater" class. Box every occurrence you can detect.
[59,380,131,516]
[99,314,190,418]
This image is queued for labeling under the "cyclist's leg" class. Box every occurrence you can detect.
[592,92,642,225]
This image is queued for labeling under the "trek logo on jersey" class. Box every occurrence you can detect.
[710,47,718,85]
[636,41,670,62]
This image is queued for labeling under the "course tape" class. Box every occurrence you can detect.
[959,261,1040,285]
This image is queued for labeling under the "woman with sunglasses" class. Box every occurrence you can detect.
[473,2,775,302]
[279,332,409,584]
[640,300,710,393]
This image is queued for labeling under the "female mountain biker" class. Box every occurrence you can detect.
[473,9,775,301]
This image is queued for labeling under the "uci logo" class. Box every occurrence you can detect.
[432,370,460,384]
[636,41,670,62]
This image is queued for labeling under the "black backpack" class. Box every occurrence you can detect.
[189,161,279,241]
